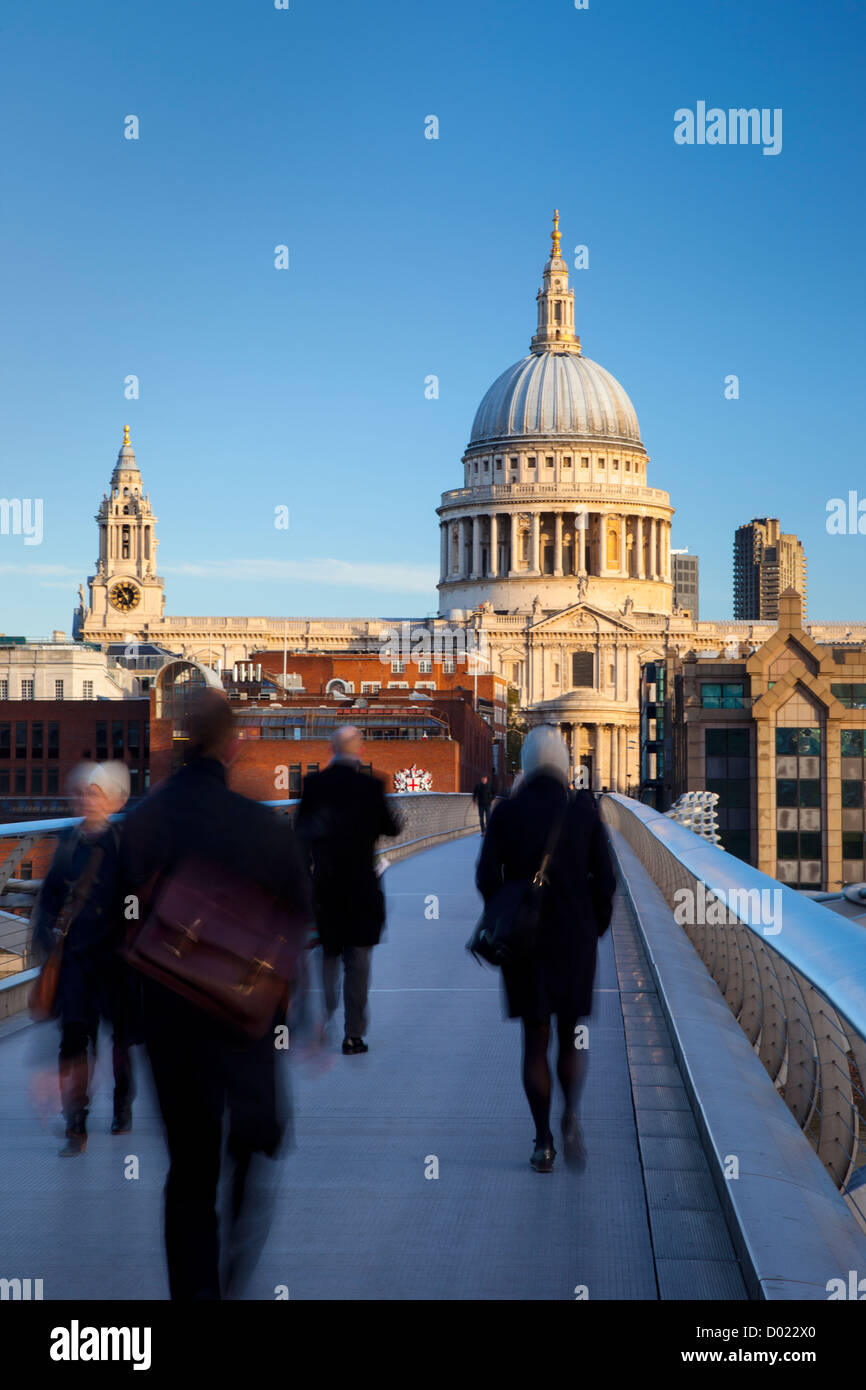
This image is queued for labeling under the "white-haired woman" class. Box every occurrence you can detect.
[32,760,134,1155]
[476,726,616,1172]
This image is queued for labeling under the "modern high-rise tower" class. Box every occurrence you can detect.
[733,518,807,620]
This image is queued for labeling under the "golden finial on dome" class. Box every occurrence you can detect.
[551,209,561,258]
[123,424,131,447]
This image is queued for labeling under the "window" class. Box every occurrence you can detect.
[31,768,43,795]
[306,763,319,776]
[528,457,536,468]
[55,680,64,701]
[546,456,554,469]
[83,681,94,700]
[581,456,589,468]
[0,770,8,793]
[510,457,518,470]
[14,769,26,794]
[701,683,745,709]
[129,767,140,796]
[112,721,124,757]
[289,765,302,798]
[391,661,404,674]
[831,684,866,709]
[495,457,502,470]
[625,460,631,471]
[15,723,27,758]
[563,457,571,468]
[96,721,108,760]
[613,459,619,470]
[47,722,60,759]
[361,682,381,694]
[417,659,432,674]
[705,728,752,863]
[31,722,43,759]
[0,680,7,700]
[598,457,605,468]
[572,652,593,687]
[553,663,560,684]
[415,681,436,689]
[127,721,140,757]
[388,681,409,689]
[0,724,8,758]
[21,679,34,700]
[775,727,823,885]
[46,768,58,794]
[443,659,455,674]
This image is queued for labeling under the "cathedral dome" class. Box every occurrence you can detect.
[469,350,642,449]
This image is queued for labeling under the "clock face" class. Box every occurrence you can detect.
[109,580,141,612]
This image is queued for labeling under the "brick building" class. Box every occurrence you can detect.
[0,698,150,824]
[148,656,496,796]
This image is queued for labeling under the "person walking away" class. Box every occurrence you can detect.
[476,725,615,1173]
[120,690,312,1300]
[472,774,494,833]
[31,761,134,1156]
[296,725,400,1055]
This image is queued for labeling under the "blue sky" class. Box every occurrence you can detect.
[1,0,864,633]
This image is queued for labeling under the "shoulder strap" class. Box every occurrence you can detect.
[55,844,106,941]
[532,797,570,888]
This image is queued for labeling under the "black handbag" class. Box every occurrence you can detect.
[467,805,568,968]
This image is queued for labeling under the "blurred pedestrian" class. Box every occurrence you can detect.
[296,725,400,1055]
[31,760,134,1156]
[476,725,615,1173]
[472,774,494,834]
[120,689,311,1300]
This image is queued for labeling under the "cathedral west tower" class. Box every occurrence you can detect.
[76,427,166,640]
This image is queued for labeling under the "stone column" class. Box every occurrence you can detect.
[595,724,608,791]
[554,513,563,576]
[610,724,619,792]
[509,512,519,576]
[439,522,448,582]
[472,515,481,579]
[531,513,541,575]
[489,513,498,578]
[577,513,587,574]
[620,516,629,577]
[573,721,583,784]
[636,515,644,579]
[649,517,658,580]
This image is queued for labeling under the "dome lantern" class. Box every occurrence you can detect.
[530,209,580,356]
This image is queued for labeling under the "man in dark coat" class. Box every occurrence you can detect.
[476,725,616,1173]
[119,690,311,1300]
[472,774,494,833]
[295,725,400,1055]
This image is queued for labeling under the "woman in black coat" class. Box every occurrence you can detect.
[32,761,134,1156]
[476,726,616,1173]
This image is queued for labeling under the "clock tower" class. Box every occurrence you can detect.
[77,427,166,641]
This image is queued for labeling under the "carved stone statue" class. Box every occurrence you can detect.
[576,574,588,603]
[622,594,634,615]
[531,594,543,619]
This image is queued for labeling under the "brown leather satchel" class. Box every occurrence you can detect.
[29,844,106,1022]
[124,855,304,1040]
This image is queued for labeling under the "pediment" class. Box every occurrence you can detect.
[529,602,637,635]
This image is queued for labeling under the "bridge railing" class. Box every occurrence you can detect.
[601,792,866,1230]
[0,792,478,985]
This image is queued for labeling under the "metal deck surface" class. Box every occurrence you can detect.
[0,834,746,1300]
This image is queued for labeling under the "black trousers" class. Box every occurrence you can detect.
[478,804,490,832]
[142,979,288,1301]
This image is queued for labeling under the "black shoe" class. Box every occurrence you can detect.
[111,1108,133,1135]
[59,1113,87,1158]
[561,1113,586,1168]
[530,1140,556,1173]
[341,1037,369,1055]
